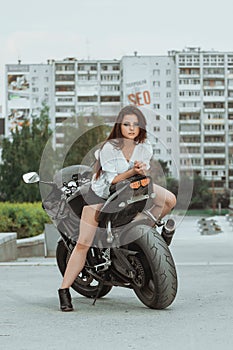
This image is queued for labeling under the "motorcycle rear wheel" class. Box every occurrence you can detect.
[56,239,112,298]
[127,225,178,309]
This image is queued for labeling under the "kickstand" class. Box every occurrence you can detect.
[92,281,104,306]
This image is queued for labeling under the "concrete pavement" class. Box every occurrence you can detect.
[0,215,233,350]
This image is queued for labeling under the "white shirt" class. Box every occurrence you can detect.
[91,140,153,198]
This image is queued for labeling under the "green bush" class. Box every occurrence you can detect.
[0,202,51,239]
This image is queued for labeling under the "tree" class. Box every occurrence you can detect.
[216,189,230,208]
[0,104,52,202]
[188,174,212,209]
[149,159,170,187]
[62,115,111,168]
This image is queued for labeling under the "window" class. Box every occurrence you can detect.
[101,74,120,81]
[78,96,98,102]
[153,69,160,75]
[101,65,108,71]
[166,115,172,120]
[100,96,120,102]
[90,65,97,71]
[154,126,160,132]
[153,104,160,109]
[153,81,160,87]
[166,69,171,75]
[166,81,171,88]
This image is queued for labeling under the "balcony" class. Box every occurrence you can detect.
[178,84,201,90]
[99,105,121,116]
[203,73,225,78]
[204,108,225,113]
[55,91,75,95]
[203,85,225,89]
[203,96,225,102]
[179,107,201,113]
[55,81,75,86]
[179,74,200,79]
[179,119,200,124]
[100,80,120,85]
[204,130,225,135]
[204,153,225,158]
[55,112,75,118]
[180,142,201,147]
[180,131,200,135]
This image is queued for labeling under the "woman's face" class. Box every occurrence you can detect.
[120,114,140,140]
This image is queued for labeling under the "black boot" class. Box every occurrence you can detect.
[161,219,175,246]
[58,288,73,312]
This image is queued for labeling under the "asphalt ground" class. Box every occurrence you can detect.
[0,216,233,350]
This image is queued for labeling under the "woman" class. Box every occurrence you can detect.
[58,105,177,311]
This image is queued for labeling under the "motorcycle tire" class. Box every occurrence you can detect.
[56,239,112,298]
[126,225,178,309]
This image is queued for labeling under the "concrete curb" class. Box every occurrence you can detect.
[17,233,45,258]
[0,232,17,262]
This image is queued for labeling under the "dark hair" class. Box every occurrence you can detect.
[95,105,147,179]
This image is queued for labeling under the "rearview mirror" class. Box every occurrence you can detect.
[23,172,40,184]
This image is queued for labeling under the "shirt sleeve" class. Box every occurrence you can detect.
[99,142,118,184]
[142,141,153,170]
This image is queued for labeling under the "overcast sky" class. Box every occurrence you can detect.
[1,0,233,104]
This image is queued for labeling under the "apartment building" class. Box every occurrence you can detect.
[5,63,53,137]
[171,47,233,190]
[53,58,121,145]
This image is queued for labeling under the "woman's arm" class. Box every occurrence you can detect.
[111,161,147,184]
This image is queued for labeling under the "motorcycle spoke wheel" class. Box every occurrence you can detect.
[56,240,112,298]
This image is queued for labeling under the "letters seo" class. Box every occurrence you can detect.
[128,90,151,105]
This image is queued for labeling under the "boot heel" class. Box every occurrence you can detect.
[58,288,73,312]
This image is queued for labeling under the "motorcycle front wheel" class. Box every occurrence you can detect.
[126,225,178,309]
[56,239,112,298]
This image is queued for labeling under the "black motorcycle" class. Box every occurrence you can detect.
[23,165,177,309]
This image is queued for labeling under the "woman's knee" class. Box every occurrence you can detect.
[166,191,177,209]
[75,242,89,252]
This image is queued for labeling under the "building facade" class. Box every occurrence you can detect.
[52,58,121,146]
[121,55,179,178]
[5,63,53,137]
[172,47,233,190]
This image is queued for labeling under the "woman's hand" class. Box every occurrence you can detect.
[133,161,147,175]
[111,161,147,184]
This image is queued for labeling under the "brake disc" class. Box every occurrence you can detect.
[128,255,146,288]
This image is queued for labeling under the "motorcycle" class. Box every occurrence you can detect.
[23,164,177,309]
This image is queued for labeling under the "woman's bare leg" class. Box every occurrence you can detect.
[60,204,102,289]
[151,184,176,220]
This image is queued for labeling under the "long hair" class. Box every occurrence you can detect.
[95,105,147,179]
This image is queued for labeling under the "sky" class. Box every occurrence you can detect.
[1,0,233,105]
